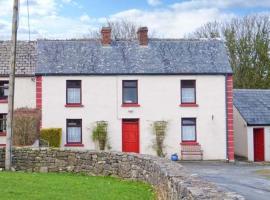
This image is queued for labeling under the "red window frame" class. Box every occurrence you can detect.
[66,119,83,145]
[66,80,82,106]
[122,80,139,106]
[181,80,196,105]
[181,118,197,143]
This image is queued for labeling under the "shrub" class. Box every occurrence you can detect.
[13,108,41,146]
[40,128,62,148]
[92,121,108,150]
[152,121,168,157]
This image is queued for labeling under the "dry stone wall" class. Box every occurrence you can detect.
[0,148,243,200]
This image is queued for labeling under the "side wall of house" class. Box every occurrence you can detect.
[0,77,36,145]
[41,75,227,160]
[233,106,248,158]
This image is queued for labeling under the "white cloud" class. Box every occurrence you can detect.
[147,0,162,6]
[80,14,91,23]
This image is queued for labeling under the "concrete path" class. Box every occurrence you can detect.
[180,161,270,200]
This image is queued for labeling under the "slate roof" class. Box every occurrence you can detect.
[0,41,36,76]
[234,89,270,125]
[36,39,232,75]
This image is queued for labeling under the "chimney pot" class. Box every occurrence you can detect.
[101,27,111,46]
[137,27,148,46]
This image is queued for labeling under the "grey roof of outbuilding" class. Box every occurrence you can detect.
[233,89,270,125]
[0,41,36,76]
[36,39,232,75]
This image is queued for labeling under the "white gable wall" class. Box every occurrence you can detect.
[42,75,227,160]
[233,106,248,158]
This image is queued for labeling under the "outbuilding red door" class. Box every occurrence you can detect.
[122,119,139,153]
[254,128,264,162]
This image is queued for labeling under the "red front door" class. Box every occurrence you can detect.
[254,128,265,162]
[122,119,139,153]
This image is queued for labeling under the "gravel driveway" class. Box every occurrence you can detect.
[180,161,270,200]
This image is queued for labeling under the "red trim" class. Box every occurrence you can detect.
[64,143,84,147]
[0,99,8,103]
[121,103,140,107]
[65,104,84,107]
[0,132,6,136]
[0,144,6,147]
[36,76,42,128]
[180,103,198,107]
[180,142,199,145]
[226,75,234,161]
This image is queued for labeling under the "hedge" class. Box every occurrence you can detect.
[40,128,62,148]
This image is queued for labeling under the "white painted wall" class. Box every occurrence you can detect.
[0,77,36,145]
[42,75,227,160]
[233,106,248,158]
[247,126,270,161]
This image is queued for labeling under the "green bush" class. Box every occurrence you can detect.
[40,128,62,148]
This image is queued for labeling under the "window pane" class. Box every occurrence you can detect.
[67,80,81,88]
[67,88,80,104]
[182,125,196,141]
[123,81,137,87]
[182,88,195,103]
[0,114,7,132]
[182,118,195,125]
[123,88,137,103]
[67,127,81,143]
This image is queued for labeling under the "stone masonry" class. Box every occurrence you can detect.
[0,148,243,200]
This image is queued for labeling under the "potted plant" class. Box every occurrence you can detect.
[92,121,108,150]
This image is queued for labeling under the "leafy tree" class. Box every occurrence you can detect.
[190,14,270,89]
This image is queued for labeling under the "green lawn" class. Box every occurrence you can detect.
[0,172,155,200]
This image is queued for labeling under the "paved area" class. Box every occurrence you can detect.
[180,161,270,200]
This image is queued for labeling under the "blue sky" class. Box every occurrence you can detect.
[0,0,269,40]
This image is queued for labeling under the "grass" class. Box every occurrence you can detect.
[254,169,270,179]
[0,172,155,200]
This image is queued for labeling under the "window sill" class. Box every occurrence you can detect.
[0,132,6,136]
[180,142,199,145]
[64,143,84,147]
[0,99,8,104]
[179,103,198,107]
[122,103,140,107]
[0,144,6,147]
[65,104,84,108]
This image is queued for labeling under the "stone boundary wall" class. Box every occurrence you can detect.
[0,148,243,200]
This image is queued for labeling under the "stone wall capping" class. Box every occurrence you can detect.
[0,147,243,200]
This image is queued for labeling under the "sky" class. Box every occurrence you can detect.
[0,0,269,40]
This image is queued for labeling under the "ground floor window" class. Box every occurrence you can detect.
[181,118,196,142]
[0,114,7,132]
[66,119,82,144]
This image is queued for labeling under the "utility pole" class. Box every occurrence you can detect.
[5,0,19,170]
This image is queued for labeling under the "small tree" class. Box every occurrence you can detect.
[152,121,168,157]
[92,121,108,150]
[13,108,41,146]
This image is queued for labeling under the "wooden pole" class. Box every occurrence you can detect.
[5,0,19,170]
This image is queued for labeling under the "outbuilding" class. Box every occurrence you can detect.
[234,89,270,162]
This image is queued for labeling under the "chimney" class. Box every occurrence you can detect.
[137,27,148,46]
[101,27,111,46]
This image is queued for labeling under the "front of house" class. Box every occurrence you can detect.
[0,27,234,161]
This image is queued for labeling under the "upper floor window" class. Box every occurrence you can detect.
[66,80,81,105]
[0,114,7,133]
[122,80,138,104]
[0,81,8,100]
[181,80,196,104]
[181,118,196,142]
[66,119,82,144]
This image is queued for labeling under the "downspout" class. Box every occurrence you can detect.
[225,74,228,161]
